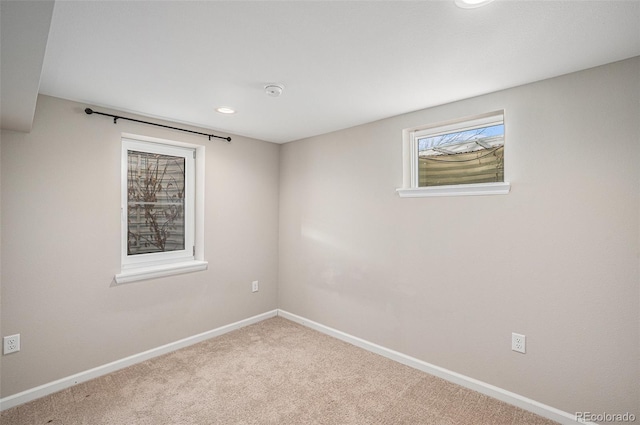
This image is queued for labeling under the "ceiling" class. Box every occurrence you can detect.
[2,1,639,143]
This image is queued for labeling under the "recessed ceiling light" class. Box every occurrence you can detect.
[216,107,236,114]
[454,0,495,9]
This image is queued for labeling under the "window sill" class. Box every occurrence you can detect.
[115,260,208,284]
[396,182,510,198]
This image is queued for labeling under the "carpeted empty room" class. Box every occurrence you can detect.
[1,317,557,425]
[2,1,639,424]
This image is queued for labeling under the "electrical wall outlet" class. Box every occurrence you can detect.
[512,333,526,354]
[252,281,259,292]
[3,334,20,355]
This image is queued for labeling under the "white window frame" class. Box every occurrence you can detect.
[115,134,207,284]
[397,110,510,198]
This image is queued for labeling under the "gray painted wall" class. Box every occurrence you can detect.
[0,95,280,397]
[278,57,640,415]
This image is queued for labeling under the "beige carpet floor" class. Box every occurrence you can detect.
[1,317,558,424]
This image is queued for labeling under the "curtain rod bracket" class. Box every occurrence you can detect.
[84,108,231,142]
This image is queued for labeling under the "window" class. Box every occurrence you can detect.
[397,111,510,197]
[115,134,207,284]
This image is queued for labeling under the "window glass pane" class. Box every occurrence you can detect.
[417,123,504,187]
[418,124,504,155]
[127,150,185,255]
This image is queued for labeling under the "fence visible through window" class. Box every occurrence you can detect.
[127,150,186,255]
[416,121,504,187]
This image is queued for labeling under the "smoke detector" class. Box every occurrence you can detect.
[264,84,284,97]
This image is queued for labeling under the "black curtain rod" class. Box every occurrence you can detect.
[84,108,231,142]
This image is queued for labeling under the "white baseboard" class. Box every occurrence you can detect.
[0,310,278,411]
[277,309,590,425]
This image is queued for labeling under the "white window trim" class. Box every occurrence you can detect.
[115,260,208,285]
[396,182,510,198]
[397,111,510,198]
[115,133,207,284]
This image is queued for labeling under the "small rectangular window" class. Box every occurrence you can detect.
[398,111,509,197]
[414,114,504,187]
[116,135,207,284]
